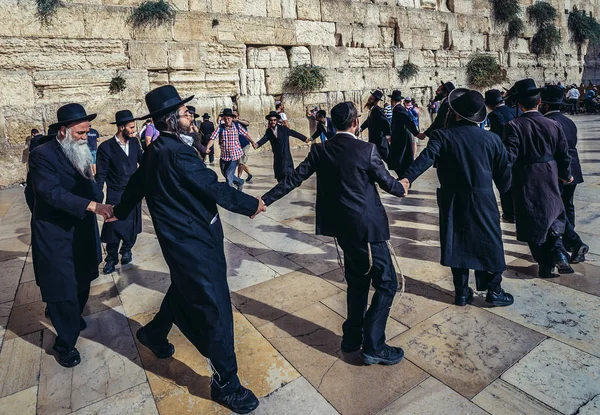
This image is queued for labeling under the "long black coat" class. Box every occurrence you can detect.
[96,136,143,243]
[544,111,583,185]
[25,134,56,212]
[503,112,571,244]
[424,99,450,137]
[488,105,516,137]
[403,121,511,272]
[360,105,391,161]
[388,104,420,176]
[28,139,102,302]
[114,132,258,354]
[263,132,406,243]
[257,125,307,181]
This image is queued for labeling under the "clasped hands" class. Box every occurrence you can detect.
[87,201,117,221]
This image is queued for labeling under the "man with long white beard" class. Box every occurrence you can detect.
[112,86,265,414]
[95,110,143,274]
[28,103,114,368]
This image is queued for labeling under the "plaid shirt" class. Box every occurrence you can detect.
[210,124,248,161]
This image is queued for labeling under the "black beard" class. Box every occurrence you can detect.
[434,92,447,102]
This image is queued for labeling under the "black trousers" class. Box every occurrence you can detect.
[337,239,398,354]
[105,234,137,263]
[528,229,565,267]
[451,268,502,294]
[499,188,514,219]
[47,280,91,354]
[561,184,582,249]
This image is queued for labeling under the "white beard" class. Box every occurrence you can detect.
[60,129,94,180]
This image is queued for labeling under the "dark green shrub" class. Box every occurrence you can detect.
[568,7,600,46]
[530,23,561,55]
[490,0,521,24]
[526,1,557,28]
[507,17,525,40]
[212,18,219,28]
[36,0,64,26]
[284,65,327,94]
[109,75,127,94]
[398,62,419,82]
[466,53,508,88]
[127,0,176,30]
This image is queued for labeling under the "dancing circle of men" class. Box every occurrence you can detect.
[25,77,588,414]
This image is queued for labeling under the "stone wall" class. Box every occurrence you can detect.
[0,0,597,186]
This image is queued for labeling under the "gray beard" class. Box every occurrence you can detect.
[60,130,94,180]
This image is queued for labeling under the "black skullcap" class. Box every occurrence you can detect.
[331,101,356,130]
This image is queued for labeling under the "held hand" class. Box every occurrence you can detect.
[251,198,267,219]
[385,135,391,144]
[105,216,118,223]
[252,142,258,150]
[206,148,211,154]
[399,178,410,196]
[560,176,574,184]
[305,138,310,144]
[417,133,426,140]
[87,201,114,220]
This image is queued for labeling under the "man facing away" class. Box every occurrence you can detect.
[401,89,514,307]
[95,110,143,275]
[28,103,113,367]
[360,90,391,162]
[112,85,265,414]
[387,90,422,178]
[262,102,409,365]
[199,113,216,164]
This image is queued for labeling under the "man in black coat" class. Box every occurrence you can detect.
[25,128,57,211]
[540,86,589,263]
[262,102,409,366]
[112,86,264,414]
[256,110,308,182]
[486,89,518,223]
[360,90,391,161]
[424,81,455,137]
[401,89,514,307]
[96,110,144,274]
[503,79,574,278]
[28,103,114,368]
[199,113,216,164]
[310,109,336,142]
[387,90,424,177]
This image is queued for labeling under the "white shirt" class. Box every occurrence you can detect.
[114,135,129,156]
[566,88,580,100]
[278,112,288,121]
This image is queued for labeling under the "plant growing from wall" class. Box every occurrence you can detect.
[466,53,507,88]
[284,65,327,95]
[526,1,557,28]
[568,7,600,46]
[109,75,127,94]
[212,18,219,28]
[36,0,64,26]
[127,0,176,30]
[489,0,520,24]
[398,62,419,83]
[507,17,524,40]
[526,1,561,56]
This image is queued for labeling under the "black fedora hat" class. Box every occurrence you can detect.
[49,103,97,130]
[186,105,200,118]
[388,90,404,101]
[139,85,194,119]
[541,85,568,105]
[265,110,281,120]
[370,90,384,101]
[110,109,137,125]
[220,108,235,117]
[441,81,456,93]
[202,113,211,119]
[484,89,504,106]
[448,88,487,123]
[507,78,542,100]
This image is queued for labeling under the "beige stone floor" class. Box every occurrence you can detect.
[1,115,599,414]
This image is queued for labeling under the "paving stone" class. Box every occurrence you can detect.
[285,243,341,276]
[392,241,451,285]
[0,301,11,351]
[388,277,453,328]
[224,239,278,291]
[254,250,302,276]
[472,379,561,415]
[254,377,338,414]
[0,257,26,304]
[69,383,159,415]
[502,338,600,415]
[0,386,37,415]
[0,236,30,262]
[0,331,41,398]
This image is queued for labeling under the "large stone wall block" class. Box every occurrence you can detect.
[364,3,381,26]
[0,38,128,71]
[1,106,45,146]
[452,0,473,14]
[169,70,240,97]
[411,29,444,50]
[380,28,395,48]
[222,0,268,17]
[148,71,170,90]
[84,5,132,40]
[0,145,27,188]
[247,47,290,69]
[0,72,35,108]
[240,69,267,95]
[129,41,169,70]
[173,13,215,41]
[363,68,399,90]
[434,50,462,68]
[218,15,296,45]
[264,68,291,95]
[198,43,246,69]
[0,1,85,38]
[324,68,365,92]
[281,0,298,19]
[168,42,201,70]
[236,95,274,124]
[266,0,282,17]
[295,21,336,46]
[393,48,410,68]
[297,0,322,21]
[369,49,395,68]
[288,46,311,67]
[189,0,211,12]
[132,19,172,41]
[309,46,330,67]
[351,25,381,48]
[320,0,354,24]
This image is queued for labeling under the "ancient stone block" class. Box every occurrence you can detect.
[129,41,169,70]
[132,19,172,41]
[452,0,473,14]
[297,0,322,21]
[240,69,267,95]
[369,49,394,68]
[324,68,365,92]
[173,13,215,42]
[393,49,411,68]
[264,68,291,95]
[188,0,211,12]
[295,21,336,46]
[266,0,282,17]
[363,68,398,90]
[434,50,462,68]
[282,0,298,19]
[168,42,201,70]
[148,72,169,90]
[169,70,240,97]
[420,0,438,10]
[397,0,417,7]
[0,72,35,108]
[223,0,268,17]
[380,28,395,48]
[451,30,472,51]
[288,47,311,67]
[83,5,132,40]
[1,106,45,146]
[236,95,274,126]
[0,1,85,38]
[247,47,290,69]
[198,43,246,69]
[321,0,355,24]
[0,145,27,188]
[364,3,381,26]
[0,38,128,71]
[218,15,296,45]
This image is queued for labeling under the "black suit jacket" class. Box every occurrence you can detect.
[544,111,583,184]
[262,132,406,243]
[360,105,390,161]
[424,99,450,137]
[310,117,336,141]
[25,134,56,211]
[257,125,307,181]
[488,105,516,137]
[389,104,419,175]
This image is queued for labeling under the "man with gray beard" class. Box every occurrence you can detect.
[28,103,114,368]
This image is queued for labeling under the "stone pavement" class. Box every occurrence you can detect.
[0,116,599,415]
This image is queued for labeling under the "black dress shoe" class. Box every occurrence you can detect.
[341,340,361,353]
[136,328,175,358]
[56,348,81,368]
[211,385,259,414]
[121,251,133,265]
[361,345,404,365]
[539,264,557,278]
[454,287,474,306]
[103,261,116,274]
[570,243,589,264]
[556,252,575,274]
[485,288,514,307]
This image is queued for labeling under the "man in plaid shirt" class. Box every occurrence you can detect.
[207,108,256,190]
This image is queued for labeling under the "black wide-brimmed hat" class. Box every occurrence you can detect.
[484,89,504,106]
[265,110,281,120]
[388,90,404,101]
[110,109,137,125]
[49,103,97,130]
[220,108,235,117]
[139,85,194,119]
[202,113,211,119]
[370,90,384,101]
[541,85,568,105]
[186,105,200,118]
[441,81,456,93]
[506,78,542,101]
[448,88,487,123]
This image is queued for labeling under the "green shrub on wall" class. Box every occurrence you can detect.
[526,1,557,28]
[526,1,561,56]
[284,65,327,95]
[127,0,176,30]
[36,0,64,26]
[398,62,419,83]
[490,0,521,24]
[507,17,525,40]
[466,54,507,88]
[109,75,127,95]
[568,7,600,46]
